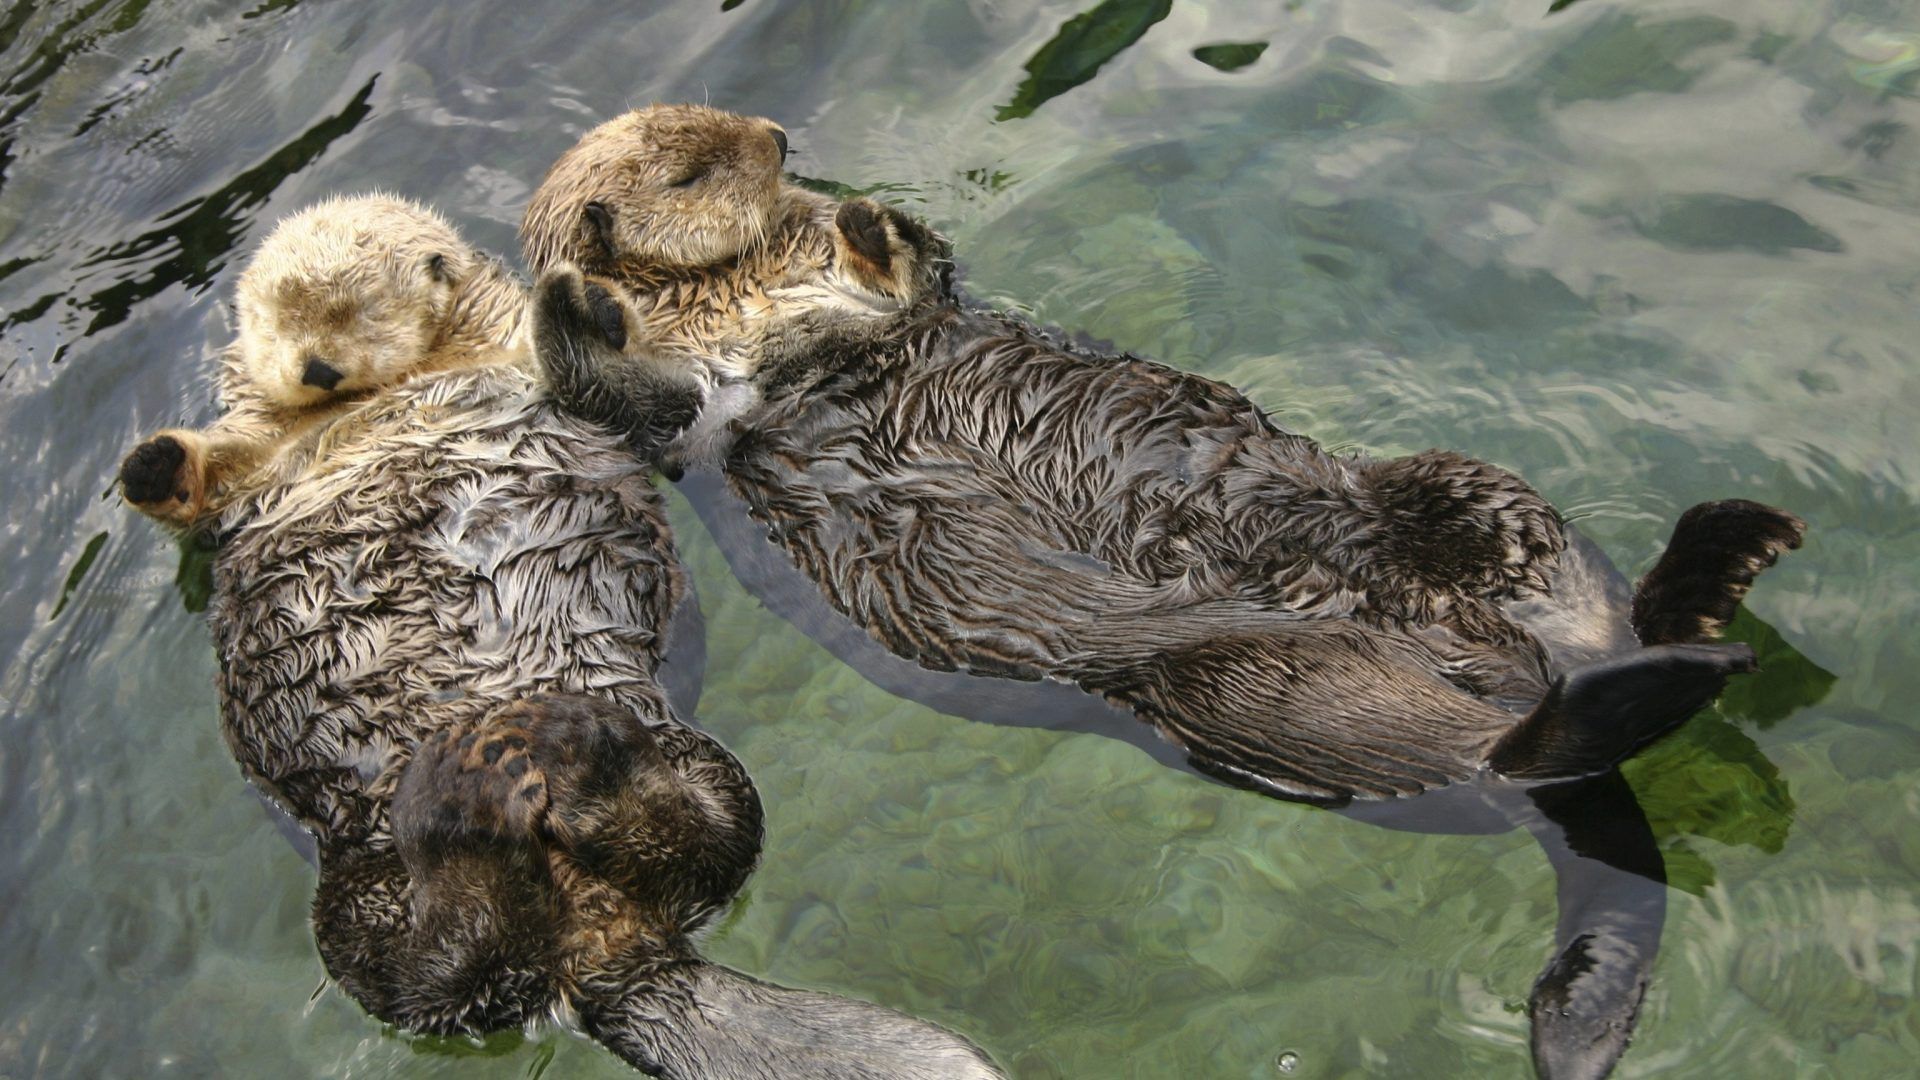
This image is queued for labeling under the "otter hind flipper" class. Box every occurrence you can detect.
[1488,642,1757,780]
[1631,499,1805,645]
[580,958,1006,1080]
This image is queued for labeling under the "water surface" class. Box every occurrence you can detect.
[2,0,1916,1076]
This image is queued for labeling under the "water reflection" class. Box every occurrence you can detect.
[998,0,1172,121]
[1,0,1914,1076]
[1192,42,1268,74]
[75,76,378,335]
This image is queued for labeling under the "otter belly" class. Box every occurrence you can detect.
[208,366,686,842]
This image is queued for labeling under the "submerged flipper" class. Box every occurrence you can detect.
[1488,643,1756,780]
[1632,499,1805,645]
[1521,771,1667,1080]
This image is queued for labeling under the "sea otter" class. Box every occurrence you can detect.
[518,104,1805,1079]
[118,196,1003,1080]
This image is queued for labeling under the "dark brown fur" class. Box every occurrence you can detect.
[520,105,1804,1079]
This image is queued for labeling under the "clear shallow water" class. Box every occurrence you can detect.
[2,0,1916,1075]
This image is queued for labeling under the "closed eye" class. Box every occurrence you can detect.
[667,166,708,189]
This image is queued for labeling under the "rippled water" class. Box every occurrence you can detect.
[3,0,1917,1076]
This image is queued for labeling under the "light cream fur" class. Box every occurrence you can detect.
[122,194,530,531]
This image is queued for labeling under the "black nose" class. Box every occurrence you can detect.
[770,127,788,164]
[302,356,344,391]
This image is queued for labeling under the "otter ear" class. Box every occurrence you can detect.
[425,252,455,284]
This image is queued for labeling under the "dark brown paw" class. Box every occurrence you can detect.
[535,266,630,355]
[582,280,628,351]
[120,435,188,505]
[394,718,550,853]
[1632,499,1805,645]
[835,198,896,268]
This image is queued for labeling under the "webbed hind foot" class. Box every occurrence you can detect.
[1489,642,1757,780]
[1632,499,1805,645]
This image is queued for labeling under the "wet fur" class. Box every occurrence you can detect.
[125,196,1000,1078]
[521,104,1806,1079]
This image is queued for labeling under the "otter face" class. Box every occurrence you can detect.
[235,195,478,409]
[522,104,789,275]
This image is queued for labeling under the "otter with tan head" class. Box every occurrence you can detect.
[522,104,1806,1080]
[120,196,1004,1080]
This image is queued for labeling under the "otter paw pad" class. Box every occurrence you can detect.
[120,435,188,505]
[581,280,628,351]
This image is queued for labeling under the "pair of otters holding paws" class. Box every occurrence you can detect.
[121,104,1803,1080]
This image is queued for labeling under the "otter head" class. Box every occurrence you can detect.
[521,104,790,275]
[235,194,481,409]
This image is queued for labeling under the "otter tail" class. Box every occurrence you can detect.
[1631,499,1805,646]
[578,959,1005,1080]
[1487,642,1757,780]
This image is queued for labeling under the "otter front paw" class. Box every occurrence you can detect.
[120,434,191,505]
[833,198,938,299]
[394,718,551,858]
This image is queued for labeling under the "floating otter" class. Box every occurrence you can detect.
[519,105,1805,1079]
[118,196,1003,1080]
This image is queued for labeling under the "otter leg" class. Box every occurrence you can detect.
[531,265,702,464]
[1520,770,1667,1080]
[1631,499,1805,645]
[1487,642,1757,780]
[578,954,1006,1080]
[501,692,762,932]
[312,712,560,1036]
[1080,618,1522,803]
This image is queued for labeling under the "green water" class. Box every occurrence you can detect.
[2,0,1916,1076]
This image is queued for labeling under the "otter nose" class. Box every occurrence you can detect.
[769,127,788,164]
[301,356,344,391]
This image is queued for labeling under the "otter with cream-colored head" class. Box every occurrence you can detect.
[118,194,528,530]
[115,191,1003,1075]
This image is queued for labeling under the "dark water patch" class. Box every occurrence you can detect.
[1625,711,1795,895]
[49,529,108,621]
[73,74,377,336]
[1716,607,1838,728]
[1540,15,1739,104]
[240,0,303,20]
[1192,42,1267,74]
[997,0,1171,121]
[1615,193,1846,256]
[174,532,216,614]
